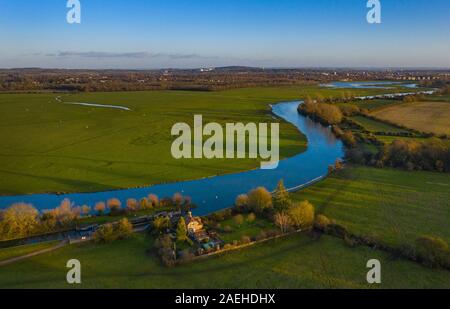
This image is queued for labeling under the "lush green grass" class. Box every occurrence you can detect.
[0,241,58,262]
[0,86,414,195]
[351,115,409,133]
[340,99,400,111]
[77,207,174,226]
[293,166,450,247]
[375,135,450,145]
[371,101,450,135]
[217,216,275,243]
[0,232,448,289]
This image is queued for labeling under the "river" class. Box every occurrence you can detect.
[0,81,423,215]
[0,101,343,215]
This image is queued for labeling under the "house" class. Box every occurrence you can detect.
[185,211,204,235]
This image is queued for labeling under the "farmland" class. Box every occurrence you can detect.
[0,232,448,289]
[371,101,450,136]
[292,166,450,247]
[0,86,410,195]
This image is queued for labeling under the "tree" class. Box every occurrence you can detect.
[126,199,138,212]
[153,216,170,233]
[235,194,249,210]
[0,203,39,240]
[247,187,273,213]
[116,218,133,239]
[93,223,116,243]
[94,202,106,216]
[148,194,159,207]
[81,205,91,217]
[233,214,245,226]
[176,217,188,242]
[107,198,122,212]
[288,201,315,230]
[272,179,291,212]
[173,193,184,208]
[54,198,79,225]
[274,212,293,233]
[140,198,150,210]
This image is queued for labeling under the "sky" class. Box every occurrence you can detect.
[0,0,449,69]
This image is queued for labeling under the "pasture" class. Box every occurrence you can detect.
[351,115,409,133]
[0,232,448,289]
[0,86,405,195]
[293,166,450,247]
[371,101,450,135]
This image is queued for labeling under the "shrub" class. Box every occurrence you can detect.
[315,214,332,230]
[153,216,171,233]
[116,218,133,240]
[235,194,249,210]
[273,212,293,233]
[288,201,315,230]
[247,187,273,213]
[415,235,449,267]
[233,214,245,226]
[93,223,116,243]
[326,224,349,238]
[246,213,256,223]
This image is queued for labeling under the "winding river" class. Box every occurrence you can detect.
[0,81,423,215]
[0,101,343,216]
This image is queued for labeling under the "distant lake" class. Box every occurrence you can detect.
[322,81,417,89]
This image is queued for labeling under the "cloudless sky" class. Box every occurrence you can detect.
[0,0,449,69]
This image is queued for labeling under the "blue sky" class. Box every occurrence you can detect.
[0,0,449,69]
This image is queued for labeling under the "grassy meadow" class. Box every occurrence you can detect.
[0,86,408,195]
[351,115,409,133]
[293,166,450,247]
[371,101,450,135]
[0,232,448,289]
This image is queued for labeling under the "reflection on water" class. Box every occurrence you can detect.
[0,101,344,215]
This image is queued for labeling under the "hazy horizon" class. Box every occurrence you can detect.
[1,0,449,69]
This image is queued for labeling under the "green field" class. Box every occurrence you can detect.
[293,166,450,247]
[351,115,409,133]
[0,232,448,289]
[0,86,408,195]
[0,241,58,262]
[340,99,400,111]
[216,216,275,243]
